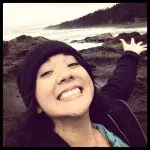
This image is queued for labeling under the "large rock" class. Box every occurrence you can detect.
[102,32,147,51]
[84,33,114,43]
[3,41,9,56]
[3,35,49,80]
[70,33,114,43]
[5,35,49,56]
[115,32,141,40]
[70,39,85,43]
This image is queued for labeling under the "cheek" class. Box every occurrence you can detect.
[83,71,94,96]
[35,79,55,103]
[75,67,94,94]
[86,76,94,97]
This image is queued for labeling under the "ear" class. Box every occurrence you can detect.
[36,106,42,114]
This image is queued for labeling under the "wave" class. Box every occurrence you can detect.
[3,27,147,50]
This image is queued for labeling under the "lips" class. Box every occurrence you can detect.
[57,85,83,100]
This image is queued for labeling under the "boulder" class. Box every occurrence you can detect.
[102,32,147,51]
[84,33,114,43]
[3,41,9,56]
[5,35,49,56]
[70,40,85,43]
[115,32,140,40]
[3,35,49,79]
[70,33,114,43]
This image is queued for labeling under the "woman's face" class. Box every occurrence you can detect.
[35,54,94,118]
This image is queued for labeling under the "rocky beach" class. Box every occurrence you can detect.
[3,31,147,146]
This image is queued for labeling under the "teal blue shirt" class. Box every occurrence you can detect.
[92,123,129,147]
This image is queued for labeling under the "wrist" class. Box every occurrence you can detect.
[124,50,141,55]
[123,50,141,59]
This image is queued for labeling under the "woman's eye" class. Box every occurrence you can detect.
[41,71,53,77]
[68,63,79,68]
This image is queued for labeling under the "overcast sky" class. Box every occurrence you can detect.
[3,3,117,31]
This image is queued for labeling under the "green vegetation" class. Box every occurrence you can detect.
[44,3,147,30]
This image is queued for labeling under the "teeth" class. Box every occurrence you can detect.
[59,88,81,100]
[72,89,76,94]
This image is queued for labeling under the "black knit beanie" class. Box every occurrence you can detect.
[17,40,93,108]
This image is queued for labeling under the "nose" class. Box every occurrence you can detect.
[57,69,74,85]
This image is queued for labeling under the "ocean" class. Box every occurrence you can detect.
[3,26,147,51]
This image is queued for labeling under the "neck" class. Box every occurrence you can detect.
[53,110,97,147]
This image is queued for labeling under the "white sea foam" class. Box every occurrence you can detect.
[3,27,147,50]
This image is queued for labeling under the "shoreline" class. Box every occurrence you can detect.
[102,22,147,29]
[44,22,147,30]
[3,22,147,42]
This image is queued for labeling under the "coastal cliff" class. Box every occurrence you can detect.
[44,3,147,30]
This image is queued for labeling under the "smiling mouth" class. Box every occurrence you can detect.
[58,86,83,101]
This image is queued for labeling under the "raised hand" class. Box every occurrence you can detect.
[120,38,147,55]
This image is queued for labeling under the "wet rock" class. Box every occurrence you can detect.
[102,32,147,51]
[3,35,49,80]
[5,35,49,56]
[116,32,140,40]
[3,41,9,56]
[70,40,85,43]
[84,33,114,43]
[70,33,114,43]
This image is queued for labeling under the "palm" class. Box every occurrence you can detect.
[120,38,147,55]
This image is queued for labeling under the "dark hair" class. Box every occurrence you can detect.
[5,41,108,147]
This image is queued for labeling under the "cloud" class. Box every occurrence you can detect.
[3,3,117,30]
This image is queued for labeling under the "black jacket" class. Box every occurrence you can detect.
[33,51,147,147]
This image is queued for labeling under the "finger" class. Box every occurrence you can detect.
[120,39,126,45]
[137,41,143,46]
[131,38,135,45]
[142,44,147,48]
[142,48,147,51]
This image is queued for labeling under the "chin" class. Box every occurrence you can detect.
[68,105,90,118]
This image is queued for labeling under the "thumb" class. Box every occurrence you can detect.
[119,38,126,45]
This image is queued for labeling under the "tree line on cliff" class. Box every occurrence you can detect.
[44,3,147,30]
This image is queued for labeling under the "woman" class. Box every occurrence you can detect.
[5,38,147,147]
